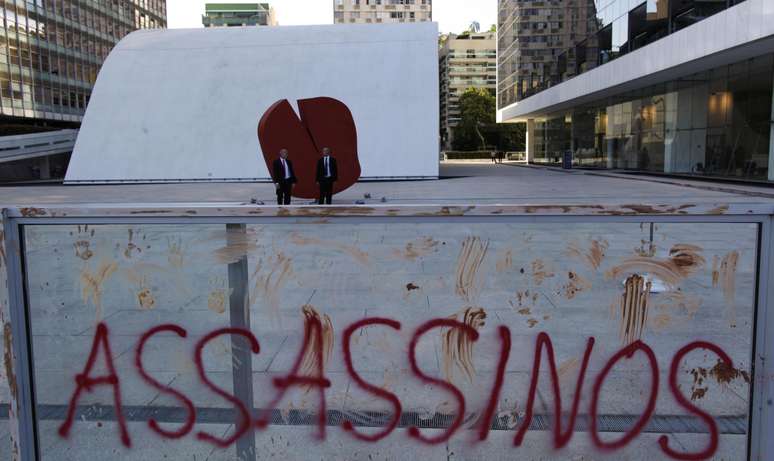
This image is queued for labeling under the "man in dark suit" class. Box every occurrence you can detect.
[315,147,338,205]
[272,148,296,205]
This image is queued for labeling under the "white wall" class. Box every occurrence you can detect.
[65,23,440,183]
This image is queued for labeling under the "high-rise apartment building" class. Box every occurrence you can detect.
[498,0,774,184]
[202,3,277,28]
[497,0,597,110]
[439,31,497,150]
[0,0,167,127]
[333,0,432,24]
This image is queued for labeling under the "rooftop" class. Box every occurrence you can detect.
[205,3,270,13]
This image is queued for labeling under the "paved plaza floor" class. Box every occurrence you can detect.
[3,162,774,207]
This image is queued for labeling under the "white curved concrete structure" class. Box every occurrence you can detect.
[65,23,439,183]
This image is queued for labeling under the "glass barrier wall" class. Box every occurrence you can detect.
[18,219,759,459]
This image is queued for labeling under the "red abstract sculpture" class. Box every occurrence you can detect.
[258,97,361,199]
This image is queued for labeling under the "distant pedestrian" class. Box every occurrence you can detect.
[272,148,297,205]
[498,151,505,163]
[316,147,338,205]
[491,151,497,164]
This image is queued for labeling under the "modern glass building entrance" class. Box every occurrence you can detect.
[497,0,774,183]
[530,53,774,182]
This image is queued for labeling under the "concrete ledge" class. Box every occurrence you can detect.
[3,201,767,219]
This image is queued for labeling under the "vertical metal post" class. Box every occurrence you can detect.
[750,217,774,459]
[2,214,38,460]
[226,224,255,461]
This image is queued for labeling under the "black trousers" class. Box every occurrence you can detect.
[276,181,292,205]
[318,180,334,205]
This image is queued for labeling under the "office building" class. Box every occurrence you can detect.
[0,0,167,127]
[497,0,774,183]
[439,30,497,150]
[334,0,432,24]
[202,3,277,28]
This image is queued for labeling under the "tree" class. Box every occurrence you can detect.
[452,87,526,152]
[489,24,497,33]
[438,33,449,49]
[453,87,495,151]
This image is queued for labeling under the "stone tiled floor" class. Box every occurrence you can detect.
[2,163,774,206]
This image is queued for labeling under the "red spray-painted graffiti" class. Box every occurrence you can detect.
[57,318,736,460]
[194,328,261,447]
[58,323,131,447]
[341,317,403,442]
[254,314,332,440]
[135,324,195,440]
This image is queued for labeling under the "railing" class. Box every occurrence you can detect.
[1,203,773,460]
[0,129,77,163]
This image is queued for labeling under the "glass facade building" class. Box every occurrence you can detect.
[0,0,166,126]
[497,0,597,110]
[534,54,773,181]
[497,0,774,183]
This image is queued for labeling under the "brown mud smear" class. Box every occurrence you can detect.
[650,292,702,330]
[167,237,184,269]
[635,240,657,257]
[3,322,17,400]
[455,237,489,303]
[557,271,591,299]
[718,251,739,328]
[290,233,370,266]
[606,244,706,287]
[70,225,95,261]
[566,239,608,270]
[74,240,93,261]
[393,237,439,261]
[0,230,5,268]
[250,253,293,320]
[123,228,143,259]
[137,286,155,310]
[530,259,554,286]
[496,249,513,272]
[442,307,486,384]
[689,359,750,401]
[691,387,707,401]
[709,358,750,385]
[208,288,230,314]
[213,228,258,265]
[510,290,539,308]
[669,244,706,276]
[80,260,118,323]
[558,357,579,382]
[299,305,334,390]
[619,274,651,345]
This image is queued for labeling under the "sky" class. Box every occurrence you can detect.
[166,0,497,34]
